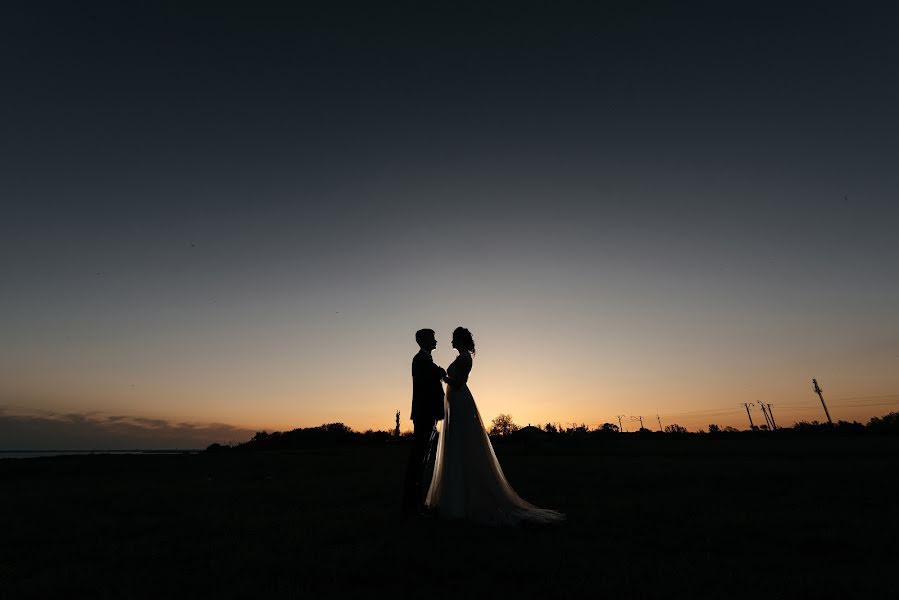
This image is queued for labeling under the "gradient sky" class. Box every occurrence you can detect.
[2,2,898,448]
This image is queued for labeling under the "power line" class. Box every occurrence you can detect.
[828,393,899,402]
[654,407,743,417]
[595,390,899,431]
[829,401,899,409]
[747,397,899,411]
[830,399,899,407]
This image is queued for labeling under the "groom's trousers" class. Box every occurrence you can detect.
[402,418,436,514]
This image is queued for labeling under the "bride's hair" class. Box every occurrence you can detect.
[453,327,475,355]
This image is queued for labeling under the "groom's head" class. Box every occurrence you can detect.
[415,328,437,352]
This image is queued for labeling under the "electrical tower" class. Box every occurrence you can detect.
[758,402,772,429]
[742,402,755,429]
[656,414,663,432]
[766,404,777,430]
[616,415,626,433]
[812,379,833,425]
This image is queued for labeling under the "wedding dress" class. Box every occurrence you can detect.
[425,354,565,526]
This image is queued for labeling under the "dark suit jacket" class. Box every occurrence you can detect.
[411,351,446,422]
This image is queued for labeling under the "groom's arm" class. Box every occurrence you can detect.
[413,356,446,382]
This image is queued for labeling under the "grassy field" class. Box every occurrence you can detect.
[2,436,898,598]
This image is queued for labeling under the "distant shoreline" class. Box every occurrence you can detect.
[0,450,201,459]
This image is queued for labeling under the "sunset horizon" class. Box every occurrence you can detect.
[3,370,897,449]
[4,4,898,597]
[3,2,897,449]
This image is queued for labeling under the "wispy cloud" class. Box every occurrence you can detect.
[0,407,255,450]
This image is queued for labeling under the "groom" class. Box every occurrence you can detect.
[402,328,447,516]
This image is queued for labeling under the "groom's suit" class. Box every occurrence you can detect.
[411,351,446,422]
[403,350,446,514]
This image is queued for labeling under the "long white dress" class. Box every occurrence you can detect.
[425,354,565,526]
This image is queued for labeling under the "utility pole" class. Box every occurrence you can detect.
[636,416,644,430]
[616,415,626,433]
[742,402,755,429]
[656,414,663,432]
[812,378,833,425]
[758,402,772,429]
[767,404,777,430]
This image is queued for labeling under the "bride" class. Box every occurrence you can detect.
[425,327,565,526]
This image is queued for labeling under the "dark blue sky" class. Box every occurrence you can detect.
[2,1,898,445]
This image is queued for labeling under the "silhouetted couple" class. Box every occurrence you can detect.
[402,327,564,526]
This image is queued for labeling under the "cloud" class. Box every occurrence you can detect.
[0,408,256,450]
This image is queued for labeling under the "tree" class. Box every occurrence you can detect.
[708,424,721,434]
[664,424,688,434]
[867,411,899,433]
[543,422,558,434]
[793,420,826,432]
[598,422,619,433]
[322,422,352,435]
[490,414,520,436]
[835,420,865,434]
[394,410,401,437]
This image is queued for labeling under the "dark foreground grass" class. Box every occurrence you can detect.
[2,436,898,599]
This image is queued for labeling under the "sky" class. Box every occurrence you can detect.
[2,1,898,448]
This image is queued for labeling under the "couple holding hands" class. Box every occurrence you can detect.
[402,327,564,526]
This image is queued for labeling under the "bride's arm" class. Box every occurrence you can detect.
[444,355,472,389]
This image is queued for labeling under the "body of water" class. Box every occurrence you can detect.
[0,450,201,459]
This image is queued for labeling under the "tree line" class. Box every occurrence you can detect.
[486,410,899,438]
[206,411,899,452]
